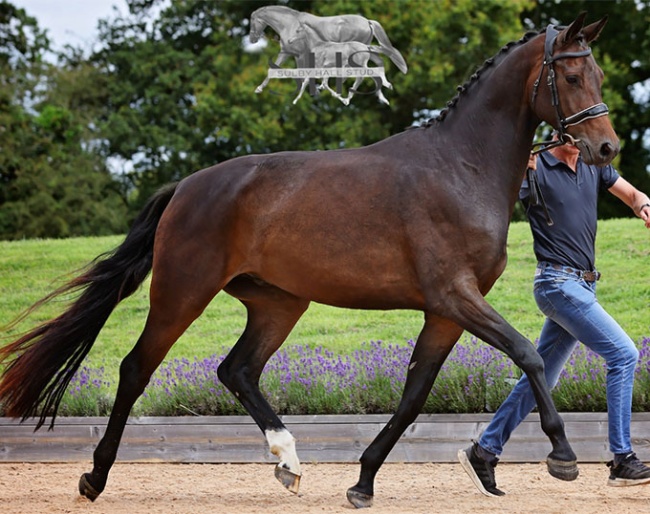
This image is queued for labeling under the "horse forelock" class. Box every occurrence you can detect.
[421,29,544,128]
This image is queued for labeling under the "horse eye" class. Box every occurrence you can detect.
[566,76,579,85]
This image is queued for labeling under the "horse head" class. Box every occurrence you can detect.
[530,12,619,166]
[249,10,265,44]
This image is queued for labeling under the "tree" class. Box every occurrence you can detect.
[91,0,531,213]
[0,1,127,240]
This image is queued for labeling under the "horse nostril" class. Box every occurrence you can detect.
[600,141,619,159]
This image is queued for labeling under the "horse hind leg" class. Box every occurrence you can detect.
[347,316,462,508]
[79,262,224,501]
[219,276,309,493]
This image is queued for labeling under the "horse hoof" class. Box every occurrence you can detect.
[255,87,263,94]
[78,473,101,502]
[346,488,373,509]
[274,464,301,494]
[547,457,579,481]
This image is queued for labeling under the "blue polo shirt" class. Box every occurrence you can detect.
[519,151,620,271]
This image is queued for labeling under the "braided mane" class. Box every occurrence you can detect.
[422,29,543,128]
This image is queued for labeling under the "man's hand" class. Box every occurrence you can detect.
[527,154,537,171]
[637,203,650,229]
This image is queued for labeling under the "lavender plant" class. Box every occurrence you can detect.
[45,336,650,417]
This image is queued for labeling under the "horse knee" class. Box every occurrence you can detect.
[516,347,546,378]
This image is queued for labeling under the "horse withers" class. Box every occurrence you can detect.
[0,13,617,508]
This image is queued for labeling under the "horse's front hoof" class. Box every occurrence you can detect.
[346,487,374,509]
[547,457,579,481]
[274,464,301,494]
[78,473,101,502]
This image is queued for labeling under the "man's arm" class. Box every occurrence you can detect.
[608,177,650,228]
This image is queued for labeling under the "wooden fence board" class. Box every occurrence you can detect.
[1,414,649,463]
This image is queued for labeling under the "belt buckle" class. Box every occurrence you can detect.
[582,270,600,282]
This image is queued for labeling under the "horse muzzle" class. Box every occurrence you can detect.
[575,134,620,166]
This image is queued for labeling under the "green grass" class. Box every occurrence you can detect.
[1,218,648,377]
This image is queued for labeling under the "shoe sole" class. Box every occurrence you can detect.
[608,476,650,487]
[457,448,502,498]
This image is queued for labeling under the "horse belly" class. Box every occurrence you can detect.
[255,228,424,310]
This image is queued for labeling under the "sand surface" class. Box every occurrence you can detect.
[1,461,649,513]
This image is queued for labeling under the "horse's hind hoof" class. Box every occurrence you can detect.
[274,464,301,494]
[547,457,579,481]
[346,487,374,509]
[78,473,101,502]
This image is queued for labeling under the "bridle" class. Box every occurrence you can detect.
[531,24,609,155]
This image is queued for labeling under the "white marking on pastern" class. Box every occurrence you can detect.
[265,428,301,476]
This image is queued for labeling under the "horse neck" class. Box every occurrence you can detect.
[258,8,296,40]
[439,36,543,194]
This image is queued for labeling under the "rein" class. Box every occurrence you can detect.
[531,24,609,155]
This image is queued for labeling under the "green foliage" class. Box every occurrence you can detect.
[0,1,127,240]
[89,0,533,212]
[1,0,649,238]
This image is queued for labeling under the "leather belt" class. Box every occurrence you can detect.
[538,261,601,282]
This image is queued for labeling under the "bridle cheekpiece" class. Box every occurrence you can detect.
[531,24,609,154]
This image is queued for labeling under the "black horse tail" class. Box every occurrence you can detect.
[368,20,408,74]
[0,183,178,430]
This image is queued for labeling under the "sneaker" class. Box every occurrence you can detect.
[607,453,650,487]
[458,442,505,497]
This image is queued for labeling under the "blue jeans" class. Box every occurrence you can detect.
[479,263,639,456]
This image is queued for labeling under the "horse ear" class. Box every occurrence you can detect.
[582,16,608,44]
[560,12,587,46]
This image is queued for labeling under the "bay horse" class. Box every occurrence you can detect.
[250,5,407,94]
[0,13,617,508]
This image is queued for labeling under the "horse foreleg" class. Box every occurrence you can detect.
[256,53,291,93]
[343,78,364,106]
[448,284,578,480]
[220,278,309,493]
[347,316,462,508]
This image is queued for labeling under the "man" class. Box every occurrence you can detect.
[458,131,650,497]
